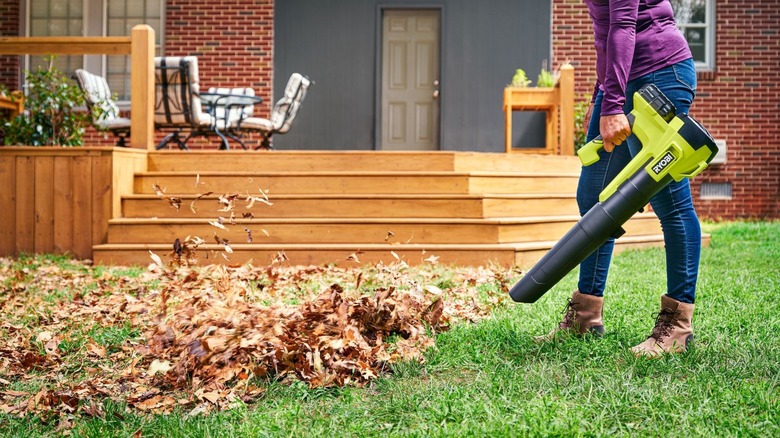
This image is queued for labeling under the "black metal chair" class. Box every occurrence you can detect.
[153,56,227,150]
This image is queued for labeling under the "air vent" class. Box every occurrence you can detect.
[700,182,732,200]
[710,139,727,165]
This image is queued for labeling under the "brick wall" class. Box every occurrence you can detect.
[165,0,273,107]
[158,0,274,149]
[0,0,20,90]
[552,0,780,220]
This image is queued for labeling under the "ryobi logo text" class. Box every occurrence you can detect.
[651,151,676,175]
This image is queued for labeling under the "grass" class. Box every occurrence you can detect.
[1,221,778,437]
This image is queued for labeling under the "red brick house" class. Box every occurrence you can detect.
[1,0,777,219]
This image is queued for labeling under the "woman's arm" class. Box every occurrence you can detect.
[599,0,639,151]
[601,0,640,116]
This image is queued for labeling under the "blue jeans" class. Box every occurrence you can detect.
[577,58,700,304]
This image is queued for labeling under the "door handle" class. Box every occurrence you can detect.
[433,89,440,99]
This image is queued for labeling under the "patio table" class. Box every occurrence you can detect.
[199,92,263,150]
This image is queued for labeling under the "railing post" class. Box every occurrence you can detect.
[558,63,575,156]
[130,25,155,150]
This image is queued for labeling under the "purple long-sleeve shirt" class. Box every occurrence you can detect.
[586,0,692,115]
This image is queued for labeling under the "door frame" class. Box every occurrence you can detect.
[374,4,445,150]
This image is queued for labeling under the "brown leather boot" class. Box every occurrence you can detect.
[631,294,694,357]
[534,290,605,343]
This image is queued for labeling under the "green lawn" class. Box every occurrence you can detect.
[1,221,778,437]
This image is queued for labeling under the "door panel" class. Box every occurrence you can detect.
[381,10,440,150]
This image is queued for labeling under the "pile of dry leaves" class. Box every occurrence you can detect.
[0,256,513,418]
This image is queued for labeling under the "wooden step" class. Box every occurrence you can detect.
[104,214,663,245]
[147,150,581,173]
[92,151,691,268]
[453,152,580,173]
[92,233,682,268]
[121,193,580,219]
[93,242,520,267]
[468,172,580,194]
[134,171,580,195]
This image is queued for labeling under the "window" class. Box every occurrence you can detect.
[25,0,164,101]
[671,0,715,71]
[28,0,84,74]
[106,0,163,100]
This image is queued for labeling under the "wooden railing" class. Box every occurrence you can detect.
[0,91,24,118]
[0,25,155,150]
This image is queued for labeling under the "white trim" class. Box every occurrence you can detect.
[675,0,716,71]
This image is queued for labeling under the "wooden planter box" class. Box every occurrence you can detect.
[0,147,147,259]
[504,87,558,110]
[503,64,575,155]
[504,87,559,154]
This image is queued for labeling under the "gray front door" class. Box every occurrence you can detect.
[380,9,441,150]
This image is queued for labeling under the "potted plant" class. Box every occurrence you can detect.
[504,64,560,108]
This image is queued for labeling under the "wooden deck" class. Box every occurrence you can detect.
[84,150,678,268]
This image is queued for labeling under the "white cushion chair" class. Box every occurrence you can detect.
[154,56,226,150]
[73,69,131,146]
[232,73,311,150]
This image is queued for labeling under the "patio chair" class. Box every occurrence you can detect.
[154,56,224,150]
[73,69,131,146]
[232,73,311,150]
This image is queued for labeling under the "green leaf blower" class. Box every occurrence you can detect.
[509,84,718,303]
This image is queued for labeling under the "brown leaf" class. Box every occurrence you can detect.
[423,298,444,327]
[168,197,182,210]
[149,250,164,267]
[86,342,107,358]
[208,220,227,230]
[44,336,60,356]
[148,359,172,376]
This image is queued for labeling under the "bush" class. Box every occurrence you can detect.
[3,58,90,146]
[573,99,590,152]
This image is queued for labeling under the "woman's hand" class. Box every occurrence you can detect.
[600,113,632,152]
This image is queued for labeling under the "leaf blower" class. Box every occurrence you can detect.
[509,84,718,303]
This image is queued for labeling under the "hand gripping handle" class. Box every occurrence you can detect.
[576,113,636,166]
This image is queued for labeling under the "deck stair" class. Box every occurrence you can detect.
[92,151,675,267]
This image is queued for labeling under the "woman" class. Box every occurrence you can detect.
[538,0,701,357]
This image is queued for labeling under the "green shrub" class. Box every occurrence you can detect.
[509,68,531,88]
[536,68,556,88]
[3,57,90,146]
[573,99,590,152]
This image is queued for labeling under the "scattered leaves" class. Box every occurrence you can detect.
[0,256,512,418]
[152,183,182,211]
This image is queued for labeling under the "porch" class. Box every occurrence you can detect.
[0,31,676,268]
[0,148,675,268]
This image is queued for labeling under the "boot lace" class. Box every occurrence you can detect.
[649,308,678,341]
[558,299,577,329]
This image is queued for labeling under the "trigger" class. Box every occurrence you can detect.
[611,227,626,239]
